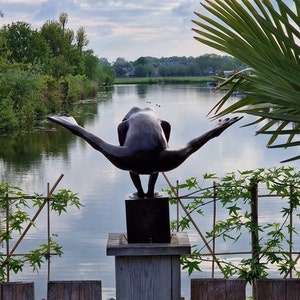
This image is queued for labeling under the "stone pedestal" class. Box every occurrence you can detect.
[125,194,170,243]
[107,232,191,300]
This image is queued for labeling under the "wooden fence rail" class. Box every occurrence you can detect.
[256,279,300,300]
[191,279,300,300]
[48,281,102,300]
[0,282,34,300]
[0,281,102,300]
[191,279,246,300]
[3,279,300,299]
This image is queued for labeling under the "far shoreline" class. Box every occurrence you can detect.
[113,76,214,84]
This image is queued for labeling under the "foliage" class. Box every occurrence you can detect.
[193,0,300,162]
[0,12,114,132]
[0,182,82,281]
[165,166,300,282]
[40,75,63,113]
[63,75,99,104]
[0,68,46,131]
[0,21,50,65]
[112,54,247,78]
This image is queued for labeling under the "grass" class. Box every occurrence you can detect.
[114,76,214,84]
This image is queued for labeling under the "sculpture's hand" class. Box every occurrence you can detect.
[186,116,243,150]
[215,116,243,130]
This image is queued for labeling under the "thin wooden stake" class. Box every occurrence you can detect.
[5,184,9,282]
[212,181,217,279]
[2,174,64,269]
[47,182,51,282]
[250,179,259,300]
[162,172,224,273]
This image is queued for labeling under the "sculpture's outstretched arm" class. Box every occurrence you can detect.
[47,116,129,164]
[182,116,242,157]
[157,116,243,171]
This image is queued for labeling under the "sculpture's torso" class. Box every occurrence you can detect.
[119,108,168,153]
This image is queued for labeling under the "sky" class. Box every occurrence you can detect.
[0,0,220,62]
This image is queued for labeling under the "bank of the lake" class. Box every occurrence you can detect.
[114,76,214,84]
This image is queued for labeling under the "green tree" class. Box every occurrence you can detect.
[0,22,49,65]
[98,57,110,66]
[98,65,114,86]
[0,69,47,130]
[113,57,130,77]
[40,20,66,57]
[134,56,147,66]
[134,64,154,77]
[158,65,168,76]
[40,17,83,77]
[193,0,300,162]
[83,49,99,80]
[59,12,68,31]
[76,27,88,52]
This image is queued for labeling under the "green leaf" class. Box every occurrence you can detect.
[193,0,300,162]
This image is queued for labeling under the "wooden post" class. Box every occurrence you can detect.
[190,279,246,300]
[0,282,34,300]
[257,279,300,300]
[107,232,191,300]
[48,281,102,300]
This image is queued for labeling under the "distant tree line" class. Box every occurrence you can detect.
[0,12,114,132]
[110,55,247,78]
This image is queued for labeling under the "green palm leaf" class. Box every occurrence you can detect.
[193,0,300,161]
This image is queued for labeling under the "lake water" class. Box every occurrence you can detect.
[1,84,299,299]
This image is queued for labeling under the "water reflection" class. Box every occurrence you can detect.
[0,84,298,300]
[135,84,149,98]
[1,89,113,182]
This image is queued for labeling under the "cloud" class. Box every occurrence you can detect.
[0,0,220,61]
[34,0,79,20]
[173,0,196,16]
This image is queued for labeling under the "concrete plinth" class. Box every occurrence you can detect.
[107,232,191,300]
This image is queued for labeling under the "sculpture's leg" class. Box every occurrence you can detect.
[130,172,145,198]
[146,172,159,198]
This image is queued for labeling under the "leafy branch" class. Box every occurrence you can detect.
[166,166,300,282]
[0,182,82,282]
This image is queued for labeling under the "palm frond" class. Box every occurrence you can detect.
[193,0,300,161]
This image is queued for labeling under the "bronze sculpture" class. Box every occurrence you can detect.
[48,107,242,198]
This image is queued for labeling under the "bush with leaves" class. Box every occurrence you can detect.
[0,182,82,282]
[165,166,300,282]
[0,68,46,131]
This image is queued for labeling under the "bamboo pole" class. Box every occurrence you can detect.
[250,180,259,300]
[1,174,64,269]
[212,182,217,278]
[5,184,9,282]
[162,172,224,273]
[47,182,51,282]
